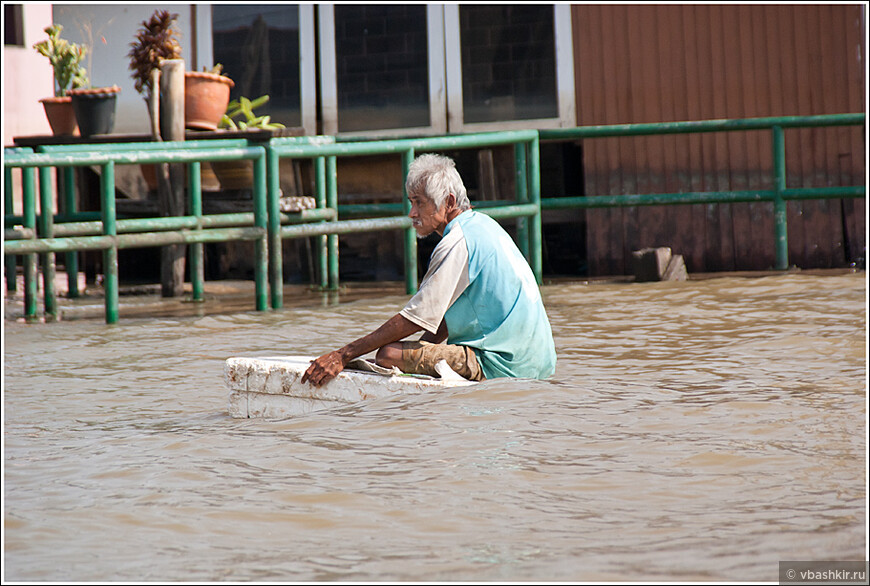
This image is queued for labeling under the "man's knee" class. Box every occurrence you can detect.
[375,343,403,368]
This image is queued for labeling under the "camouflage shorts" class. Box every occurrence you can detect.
[400,341,485,381]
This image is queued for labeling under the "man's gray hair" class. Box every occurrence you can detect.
[405,154,471,211]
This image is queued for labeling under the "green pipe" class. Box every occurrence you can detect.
[101,162,118,324]
[252,152,269,311]
[280,216,413,239]
[4,167,16,293]
[37,138,249,153]
[772,126,788,270]
[22,167,38,321]
[35,213,276,238]
[514,143,530,259]
[4,146,265,168]
[314,157,327,289]
[38,166,57,320]
[279,208,336,223]
[4,227,267,254]
[339,203,404,216]
[60,166,79,297]
[402,148,417,295]
[270,129,540,159]
[539,113,865,140]
[476,203,539,220]
[527,137,543,284]
[266,146,283,309]
[6,211,103,225]
[5,228,35,239]
[189,162,204,302]
[326,156,339,290]
[783,186,865,200]
[541,190,779,209]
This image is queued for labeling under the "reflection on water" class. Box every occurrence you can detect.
[3,273,866,581]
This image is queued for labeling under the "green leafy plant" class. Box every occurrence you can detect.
[127,10,182,100]
[219,95,285,130]
[33,24,89,97]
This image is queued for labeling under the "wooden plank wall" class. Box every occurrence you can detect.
[571,4,865,275]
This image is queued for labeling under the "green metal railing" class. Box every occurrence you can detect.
[539,113,865,270]
[4,140,271,323]
[266,129,542,308]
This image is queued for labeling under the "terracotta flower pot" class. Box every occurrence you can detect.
[40,96,79,136]
[68,86,121,138]
[185,71,235,130]
[211,159,253,190]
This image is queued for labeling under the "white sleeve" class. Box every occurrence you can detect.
[399,226,470,334]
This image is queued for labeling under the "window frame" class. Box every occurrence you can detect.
[196,3,317,135]
[444,4,576,133]
[318,4,447,138]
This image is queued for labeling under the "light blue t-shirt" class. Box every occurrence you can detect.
[400,210,556,379]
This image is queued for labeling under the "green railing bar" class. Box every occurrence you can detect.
[22,166,38,321]
[772,126,788,270]
[326,156,339,291]
[189,161,204,301]
[252,152,269,312]
[4,166,17,293]
[4,227,266,254]
[38,165,58,320]
[5,227,35,239]
[538,113,865,140]
[269,130,540,158]
[528,136,543,284]
[59,166,80,297]
[539,186,865,210]
[266,146,283,309]
[279,208,337,223]
[514,143,530,260]
[280,216,413,239]
[314,157,328,289]
[4,146,265,168]
[7,211,103,225]
[402,148,417,295]
[100,161,119,323]
[783,186,865,200]
[9,213,265,238]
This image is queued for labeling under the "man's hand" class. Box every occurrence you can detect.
[301,350,346,387]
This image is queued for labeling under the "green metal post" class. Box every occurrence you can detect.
[514,142,530,260]
[326,156,339,290]
[22,167,38,321]
[314,157,328,289]
[772,126,789,270]
[4,167,16,293]
[38,166,58,320]
[253,151,269,311]
[266,146,283,309]
[188,162,204,302]
[527,136,543,284]
[402,148,418,294]
[60,166,79,297]
[101,162,119,324]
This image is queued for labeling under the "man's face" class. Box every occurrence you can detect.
[408,190,451,238]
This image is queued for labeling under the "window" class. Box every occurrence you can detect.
[5,4,24,47]
[319,4,446,137]
[445,4,575,132]
[210,4,316,133]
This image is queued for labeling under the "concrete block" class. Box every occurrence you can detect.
[632,247,688,282]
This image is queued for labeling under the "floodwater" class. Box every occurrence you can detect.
[3,272,866,582]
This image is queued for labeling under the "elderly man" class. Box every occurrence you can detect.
[302,153,556,387]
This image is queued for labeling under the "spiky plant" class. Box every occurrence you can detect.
[33,24,89,97]
[219,95,286,130]
[127,10,182,100]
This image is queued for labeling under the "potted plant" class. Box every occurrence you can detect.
[185,63,235,130]
[128,10,234,132]
[127,9,184,120]
[211,95,285,190]
[33,24,88,135]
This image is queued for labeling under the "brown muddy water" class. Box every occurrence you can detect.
[2,272,866,581]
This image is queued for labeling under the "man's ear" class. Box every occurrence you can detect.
[446,193,457,210]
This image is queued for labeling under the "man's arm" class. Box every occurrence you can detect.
[301,313,423,387]
[420,319,448,344]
